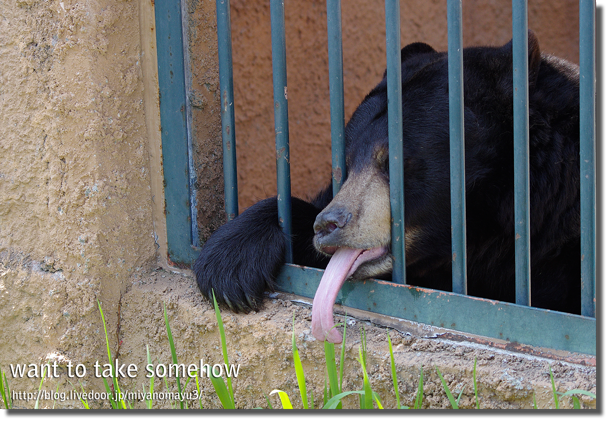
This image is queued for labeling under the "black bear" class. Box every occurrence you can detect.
[194,31,581,342]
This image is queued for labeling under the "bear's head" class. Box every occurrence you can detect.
[310,31,569,343]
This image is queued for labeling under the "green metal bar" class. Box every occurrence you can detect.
[385,0,406,285]
[579,0,596,318]
[270,0,293,263]
[154,0,200,265]
[447,0,467,295]
[276,264,596,355]
[512,0,531,307]
[326,0,346,196]
[216,0,239,221]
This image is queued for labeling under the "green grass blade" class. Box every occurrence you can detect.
[357,347,374,409]
[455,386,465,406]
[146,344,154,409]
[163,303,184,409]
[97,299,126,409]
[358,327,367,409]
[263,392,274,409]
[4,374,10,409]
[102,376,118,409]
[160,367,176,409]
[52,383,60,409]
[473,358,480,409]
[549,366,559,409]
[436,366,459,409]
[414,365,424,409]
[572,396,581,409]
[373,392,384,409]
[292,313,308,409]
[323,374,328,407]
[324,341,340,398]
[210,375,235,409]
[211,290,235,407]
[270,389,294,409]
[322,390,365,409]
[75,382,90,409]
[34,361,48,409]
[191,369,203,409]
[532,390,538,409]
[0,365,10,409]
[339,316,347,390]
[560,389,596,399]
[560,389,596,409]
[387,331,401,409]
[69,380,90,409]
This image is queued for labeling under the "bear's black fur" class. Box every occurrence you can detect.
[194,32,581,315]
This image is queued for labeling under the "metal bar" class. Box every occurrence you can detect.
[512,0,531,306]
[276,264,596,355]
[181,0,199,247]
[326,0,346,196]
[447,0,467,295]
[385,0,406,285]
[270,0,293,263]
[579,0,596,318]
[216,0,239,221]
[154,0,200,264]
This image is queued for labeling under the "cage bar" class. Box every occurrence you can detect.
[447,0,467,295]
[270,0,293,263]
[512,0,531,307]
[155,0,200,264]
[326,0,346,196]
[216,0,239,221]
[579,0,596,318]
[385,0,406,284]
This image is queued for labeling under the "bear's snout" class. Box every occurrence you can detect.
[313,207,352,235]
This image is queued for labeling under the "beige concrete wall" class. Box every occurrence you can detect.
[216,0,579,213]
[0,0,158,402]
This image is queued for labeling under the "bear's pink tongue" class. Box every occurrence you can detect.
[311,247,364,343]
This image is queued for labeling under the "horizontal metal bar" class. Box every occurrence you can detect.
[512,0,531,306]
[216,0,239,221]
[447,0,467,295]
[270,0,293,263]
[276,264,596,355]
[385,0,406,285]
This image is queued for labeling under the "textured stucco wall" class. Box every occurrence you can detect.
[0,0,157,400]
[212,0,579,213]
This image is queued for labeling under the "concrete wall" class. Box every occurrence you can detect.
[0,0,594,410]
[0,0,158,403]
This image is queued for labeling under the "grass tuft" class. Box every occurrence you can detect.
[163,303,185,409]
[473,358,480,409]
[291,313,308,409]
[210,290,236,409]
[97,299,127,409]
[0,365,12,409]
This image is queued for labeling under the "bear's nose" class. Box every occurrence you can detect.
[313,208,352,235]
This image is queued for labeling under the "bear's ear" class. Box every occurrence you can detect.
[400,42,437,63]
[501,29,541,89]
[382,42,436,79]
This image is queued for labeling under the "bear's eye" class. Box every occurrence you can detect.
[374,147,389,174]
